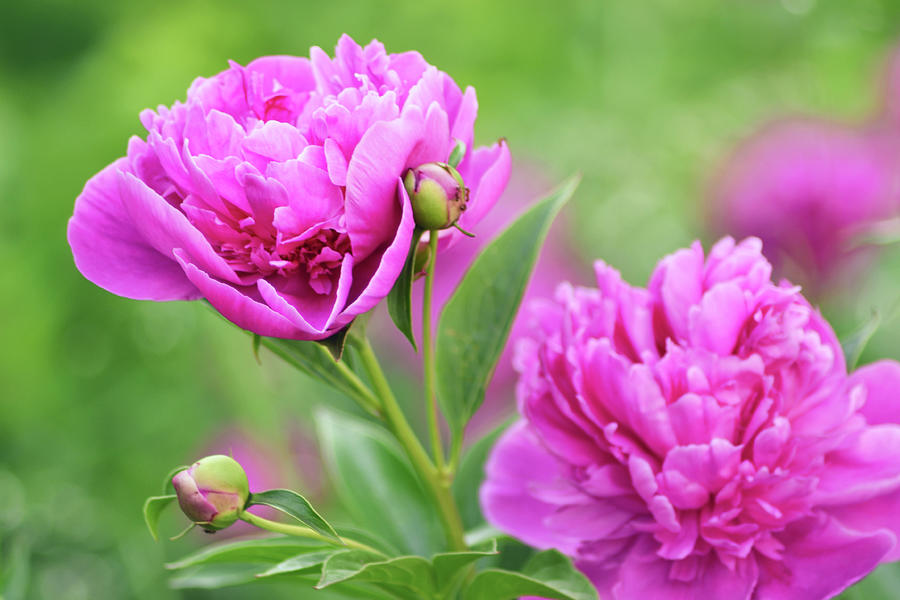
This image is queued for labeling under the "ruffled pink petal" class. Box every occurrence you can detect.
[614,537,758,600]
[480,421,581,555]
[407,101,451,167]
[173,249,309,339]
[851,360,900,426]
[338,179,416,324]
[345,113,423,261]
[758,514,894,600]
[117,171,243,285]
[458,139,511,226]
[68,160,199,301]
[246,55,315,92]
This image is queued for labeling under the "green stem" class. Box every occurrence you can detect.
[240,511,383,555]
[422,232,445,469]
[333,355,383,417]
[354,337,467,551]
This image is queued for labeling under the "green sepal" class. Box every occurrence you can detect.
[143,494,176,542]
[448,140,467,168]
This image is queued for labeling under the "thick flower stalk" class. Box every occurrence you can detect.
[67,34,510,340]
[482,237,900,599]
[709,119,898,294]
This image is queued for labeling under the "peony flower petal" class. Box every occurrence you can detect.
[759,514,894,600]
[480,422,581,555]
[345,113,423,261]
[173,249,310,339]
[117,171,242,285]
[68,160,199,301]
[851,360,900,426]
[339,179,416,323]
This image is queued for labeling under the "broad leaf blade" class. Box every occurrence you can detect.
[143,495,175,542]
[436,176,580,436]
[452,420,511,529]
[388,228,425,350]
[248,489,340,542]
[315,409,444,555]
[316,550,435,596]
[256,550,339,578]
[465,549,596,600]
[432,539,498,592]
[258,336,369,403]
[166,536,328,570]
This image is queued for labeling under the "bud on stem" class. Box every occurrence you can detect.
[404,162,469,231]
[172,455,249,532]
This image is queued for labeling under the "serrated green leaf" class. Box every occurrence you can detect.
[143,495,175,542]
[316,550,435,595]
[315,409,444,555]
[387,227,425,350]
[248,489,340,542]
[841,311,881,370]
[166,536,328,570]
[465,549,597,600]
[453,420,511,529]
[256,550,339,578]
[432,539,498,593]
[436,176,580,437]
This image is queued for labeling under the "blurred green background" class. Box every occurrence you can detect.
[3,0,900,598]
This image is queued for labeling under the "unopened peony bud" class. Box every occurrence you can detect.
[404,162,469,230]
[172,455,249,532]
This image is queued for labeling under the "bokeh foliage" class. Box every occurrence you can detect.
[2,0,900,597]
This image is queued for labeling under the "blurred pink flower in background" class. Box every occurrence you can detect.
[482,237,900,599]
[373,161,586,433]
[709,119,899,297]
[68,34,509,340]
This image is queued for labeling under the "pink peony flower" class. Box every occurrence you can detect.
[67,34,510,340]
[709,119,898,296]
[481,237,900,599]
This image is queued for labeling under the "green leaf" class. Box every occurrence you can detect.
[432,539,498,593]
[166,536,328,570]
[257,335,371,405]
[170,563,266,589]
[387,228,425,350]
[436,175,580,437]
[453,420,512,529]
[465,549,597,600]
[316,550,435,595]
[841,310,881,370]
[256,550,339,578]
[248,489,340,542]
[143,494,175,542]
[315,409,444,555]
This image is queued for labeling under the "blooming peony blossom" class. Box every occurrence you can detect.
[709,119,898,296]
[482,237,900,600]
[68,34,510,340]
